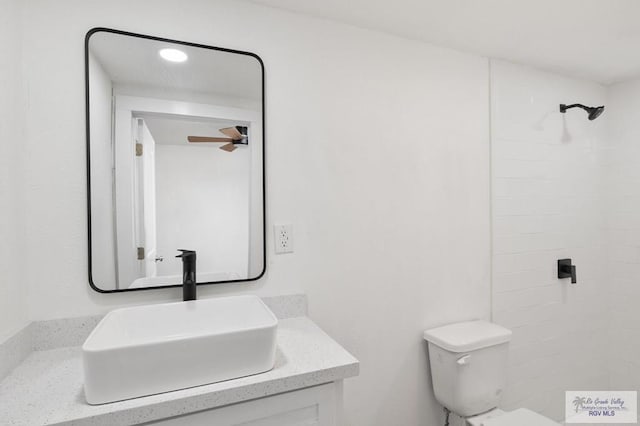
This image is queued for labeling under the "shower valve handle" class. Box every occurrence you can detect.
[558,259,577,284]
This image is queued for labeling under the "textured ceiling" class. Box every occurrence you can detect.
[89,30,262,100]
[249,0,640,84]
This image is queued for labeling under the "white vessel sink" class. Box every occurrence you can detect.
[82,295,278,404]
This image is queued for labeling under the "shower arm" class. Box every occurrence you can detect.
[559,103,589,113]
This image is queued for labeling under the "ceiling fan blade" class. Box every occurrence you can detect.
[219,127,243,140]
[220,142,237,152]
[188,136,233,143]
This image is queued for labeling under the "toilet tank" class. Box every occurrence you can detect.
[423,320,512,417]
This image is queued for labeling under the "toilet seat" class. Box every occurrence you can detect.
[477,408,560,426]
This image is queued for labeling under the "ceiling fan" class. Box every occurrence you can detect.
[187,126,248,152]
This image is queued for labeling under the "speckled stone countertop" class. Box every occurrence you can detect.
[0,316,359,426]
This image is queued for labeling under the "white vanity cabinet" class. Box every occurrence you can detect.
[144,381,344,426]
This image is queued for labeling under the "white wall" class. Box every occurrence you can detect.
[0,0,27,342]
[17,1,490,425]
[490,60,609,422]
[604,78,640,391]
[154,144,250,278]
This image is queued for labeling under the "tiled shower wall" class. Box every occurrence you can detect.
[605,78,640,391]
[490,60,609,422]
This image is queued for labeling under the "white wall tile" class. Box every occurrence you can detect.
[605,79,640,396]
[491,60,609,421]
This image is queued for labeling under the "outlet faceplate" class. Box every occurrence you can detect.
[274,224,294,254]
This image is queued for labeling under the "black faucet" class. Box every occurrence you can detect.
[176,249,197,301]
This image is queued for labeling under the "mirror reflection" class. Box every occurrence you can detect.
[87,29,264,292]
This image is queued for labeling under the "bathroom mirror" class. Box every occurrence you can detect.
[85,28,265,292]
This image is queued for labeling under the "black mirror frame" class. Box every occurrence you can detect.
[85,27,266,293]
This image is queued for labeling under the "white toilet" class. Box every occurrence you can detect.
[423,320,560,426]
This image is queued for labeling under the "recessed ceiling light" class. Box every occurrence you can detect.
[159,48,188,63]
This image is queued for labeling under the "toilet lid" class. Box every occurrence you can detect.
[482,408,560,426]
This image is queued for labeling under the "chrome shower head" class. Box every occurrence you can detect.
[559,103,605,121]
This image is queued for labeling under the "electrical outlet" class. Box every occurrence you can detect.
[274,224,294,254]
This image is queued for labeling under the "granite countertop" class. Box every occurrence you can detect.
[0,316,359,426]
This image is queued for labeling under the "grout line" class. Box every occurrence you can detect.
[488,57,494,323]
